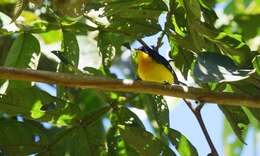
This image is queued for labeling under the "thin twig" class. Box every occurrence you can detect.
[183,100,219,156]
[137,39,150,49]
[155,31,166,51]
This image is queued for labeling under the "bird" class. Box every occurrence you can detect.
[134,46,178,84]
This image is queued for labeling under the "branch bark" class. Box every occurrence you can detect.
[0,67,260,108]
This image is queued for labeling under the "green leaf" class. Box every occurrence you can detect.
[150,95,170,130]
[4,33,40,68]
[183,0,206,51]
[199,0,218,24]
[193,22,252,66]
[107,127,139,156]
[83,67,104,76]
[82,119,107,156]
[38,113,106,156]
[167,128,198,156]
[116,107,145,129]
[104,0,165,38]
[62,22,96,35]
[39,30,62,44]
[0,118,48,155]
[4,33,40,89]
[219,106,249,143]
[74,89,108,117]
[135,94,168,135]
[119,126,176,156]
[170,1,188,36]
[57,29,79,99]
[223,119,244,156]
[253,55,260,75]
[0,87,81,125]
[192,52,252,83]
[183,0,201,21]
[104,0,167,20]
[37,53,58,72]
[230,81,260,122]
[109,17,161,38]
[215,33,252,66]
[98,31,131,68]
[12,0,28,23]
[169,36,194,79]
[60,29,79,70]
[234,14,260,39]
[40,127,95,155]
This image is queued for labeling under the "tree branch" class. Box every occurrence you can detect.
[0,67,260,108]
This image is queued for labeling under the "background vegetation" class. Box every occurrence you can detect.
[0,0,260,155]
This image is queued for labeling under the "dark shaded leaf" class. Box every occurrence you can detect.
[230,81,260,122]
[0,118,48,156]
[57,29,79,100]
[107,127,139,156]
[74,89,108,117]
[52,50,71,66]
[105,0,166,19]
[62,22,96,35]
[37,110,106,156]
[116,106,145,129]
[119,126,176,156]
[37,53,58,72]
[12,0,28,23]
[169,35,194,79]
[104,0,165,38]
[234,14,260,39]
[61,29,79,69]
[192,52,252,83]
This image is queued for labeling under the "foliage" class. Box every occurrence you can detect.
[0,0,259,155]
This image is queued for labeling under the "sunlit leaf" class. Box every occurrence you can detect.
[4,33,40,68]
[0,87,81,125]
[253,55,260,75]
[167,128,198,156]
[4,33,40,89]
[223,119,245,156]
[150,95,169,130]
[98,31,131,68]
[219,105,249,143]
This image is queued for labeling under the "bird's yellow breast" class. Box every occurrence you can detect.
[136,51,174,84]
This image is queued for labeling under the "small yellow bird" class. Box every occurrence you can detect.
[134,46,178,84]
